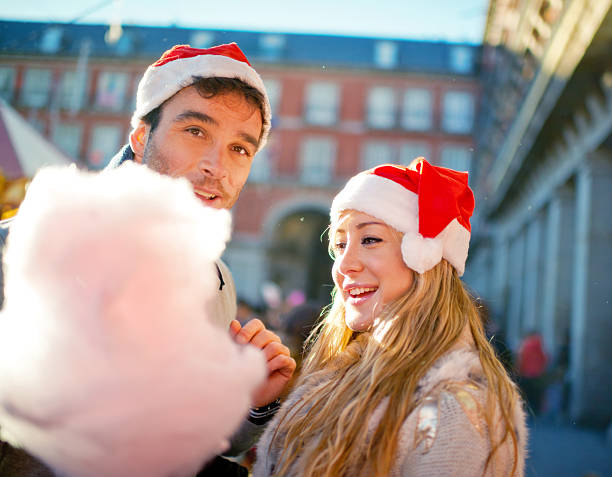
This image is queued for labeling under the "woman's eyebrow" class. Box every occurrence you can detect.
[356,221,386,230]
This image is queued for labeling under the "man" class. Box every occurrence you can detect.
[0,42,295,476]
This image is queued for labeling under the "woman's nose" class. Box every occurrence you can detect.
[336,242,363,275]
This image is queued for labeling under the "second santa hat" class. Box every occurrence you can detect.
[330,158,475,276]
[132,43,271,150]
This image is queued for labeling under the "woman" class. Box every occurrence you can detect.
[254,159,527,477]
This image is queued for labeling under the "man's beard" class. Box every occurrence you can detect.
[141,136,170,176]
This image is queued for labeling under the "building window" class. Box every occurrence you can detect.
[442,91,475,134]
[40,27,63,54]
[401,88,432,131]
[57,71,88,111]
[304,82,339,126]
[115,32,134,56]
[374,41,398,69]
[366,86,396,129]
[129,74,143,112]
[248,137,275,183]
[248,149,272,183]
[21,68,52,108]
[439,145,472,172]
[190,31,214,48]
[399,141,431,165]
[299,137,336,185]
[52,123,82,159]
[259,34,285,61]
[263,78,282,116]
[362,141,394,170]
[87,124,122,169]
[0,67,16,102]
[95,71,128,111]
[450,46,474,74]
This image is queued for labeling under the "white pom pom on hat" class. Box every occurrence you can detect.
[330,158,475,276]
[131,43,271,150]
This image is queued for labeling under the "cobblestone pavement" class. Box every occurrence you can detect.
[525,417,612,477]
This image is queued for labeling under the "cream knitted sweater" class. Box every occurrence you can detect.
[253,348,527,477]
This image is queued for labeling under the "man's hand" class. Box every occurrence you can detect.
[229,318,296,408]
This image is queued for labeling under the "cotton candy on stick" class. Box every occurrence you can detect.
[0,163,265,477]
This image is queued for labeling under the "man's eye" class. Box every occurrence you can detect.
[232,145,250,156]
[186,127,203,136]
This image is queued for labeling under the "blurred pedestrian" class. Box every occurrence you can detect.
[516,331,548,416]
[253,159,527,477]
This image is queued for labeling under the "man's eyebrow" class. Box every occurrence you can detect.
[173,110,218,126]
[239,132,260,150]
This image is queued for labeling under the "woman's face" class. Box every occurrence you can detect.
[331,210,414,332]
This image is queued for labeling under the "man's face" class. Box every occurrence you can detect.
[132,85,263,210]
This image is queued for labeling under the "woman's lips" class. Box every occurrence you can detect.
[345,287,377,305]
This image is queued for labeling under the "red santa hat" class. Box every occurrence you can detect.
[330,158,475,276]
[131,43,271,150]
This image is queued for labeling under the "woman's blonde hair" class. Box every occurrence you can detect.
[267,237,522,476]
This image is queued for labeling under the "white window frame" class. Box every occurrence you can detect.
[442,91,475,134]
[299,137,336,185]
[21,68,52,108]
[57,70,88,111]
[52,122,82,159]
[366,86,396,129]
[88,124,122,169]
[439,145,473,172]
[263,78,282,116]
[399,141,432,166]
[95,71,128,112]
[304,82,339,126]
[361,141,394,170]
[374,41,398,69]
[401,88,432,131]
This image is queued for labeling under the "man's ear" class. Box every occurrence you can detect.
[129,122,149,164]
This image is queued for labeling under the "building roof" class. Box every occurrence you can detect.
[0,20,480,76]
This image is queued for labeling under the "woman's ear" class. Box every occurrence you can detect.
[128,122,149,163]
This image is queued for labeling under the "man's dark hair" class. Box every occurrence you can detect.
[141,76,268,144]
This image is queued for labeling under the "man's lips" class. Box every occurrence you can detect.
[194,189,221,202]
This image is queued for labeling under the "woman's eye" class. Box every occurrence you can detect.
[362,236,382,245]
[333,242,346,252]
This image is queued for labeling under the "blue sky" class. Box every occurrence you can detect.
[0,0,489,43]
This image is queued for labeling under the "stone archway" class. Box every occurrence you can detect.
[266,209,333,305]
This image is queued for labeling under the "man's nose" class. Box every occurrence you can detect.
[198,145,228,179]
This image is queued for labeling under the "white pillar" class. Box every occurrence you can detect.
[491,234,509,326]
[507,229,526,350]
[522,216,542,332]
[541,185,574,359]
[569,153,612,424]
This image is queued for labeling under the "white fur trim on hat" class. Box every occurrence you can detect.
[331,172,471,276]
[131,52,271,150]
